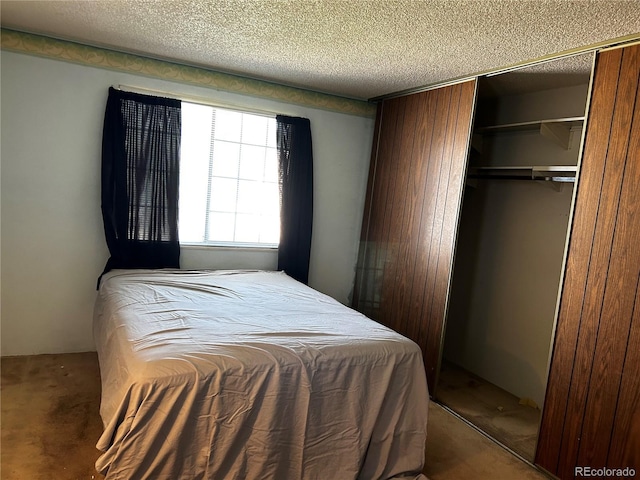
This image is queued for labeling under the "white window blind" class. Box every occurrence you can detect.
[179,102,280,247]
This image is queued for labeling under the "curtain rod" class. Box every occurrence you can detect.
[113,84,279,118]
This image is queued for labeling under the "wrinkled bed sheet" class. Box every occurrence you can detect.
[94,269,428,479]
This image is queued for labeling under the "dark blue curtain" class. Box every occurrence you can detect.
[99,87,181,284]
[276,115,313,284]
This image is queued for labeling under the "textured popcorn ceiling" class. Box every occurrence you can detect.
[1,0,639,100]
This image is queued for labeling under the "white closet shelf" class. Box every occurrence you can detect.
[474,117,585,149]
[468,165,578,182]
[474,117,585,134]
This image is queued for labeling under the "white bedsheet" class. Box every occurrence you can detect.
[94,269,428,479]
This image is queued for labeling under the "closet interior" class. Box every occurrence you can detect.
[435,53,595,462]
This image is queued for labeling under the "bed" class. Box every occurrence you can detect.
[93,269,428,479]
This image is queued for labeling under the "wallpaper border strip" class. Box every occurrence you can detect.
[1,29,376,118]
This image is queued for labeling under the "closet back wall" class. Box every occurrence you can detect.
[1,51,374,356]
[444,180,574,407]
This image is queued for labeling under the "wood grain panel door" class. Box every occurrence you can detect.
[353,80,477,393]
[536,44,640,478]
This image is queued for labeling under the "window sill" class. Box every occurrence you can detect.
[180,243,278,253]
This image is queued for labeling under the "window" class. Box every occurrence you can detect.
[179,102,280,247]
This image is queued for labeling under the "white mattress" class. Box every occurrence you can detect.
[94,269,428,479]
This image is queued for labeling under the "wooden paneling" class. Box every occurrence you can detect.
[536,44,640,478]
[353,80,476,393]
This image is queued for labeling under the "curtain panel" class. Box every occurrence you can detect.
[276,115,314,284]
[100,87,181,283]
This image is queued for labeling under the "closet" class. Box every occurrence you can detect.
[437,53,594,462]
[353,42,640,479]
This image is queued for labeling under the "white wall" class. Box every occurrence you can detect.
[444,180,574,407]
[0,51,374,356]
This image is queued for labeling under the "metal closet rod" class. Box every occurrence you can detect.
[467,175,576,183]
[468,166,578,183]
[112,84,278,118]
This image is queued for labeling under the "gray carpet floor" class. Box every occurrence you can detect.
[436,360,541,461]
[1,353,550,479]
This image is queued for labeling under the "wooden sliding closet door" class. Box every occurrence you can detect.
[353,80,476,393]
[536,44,640,478]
